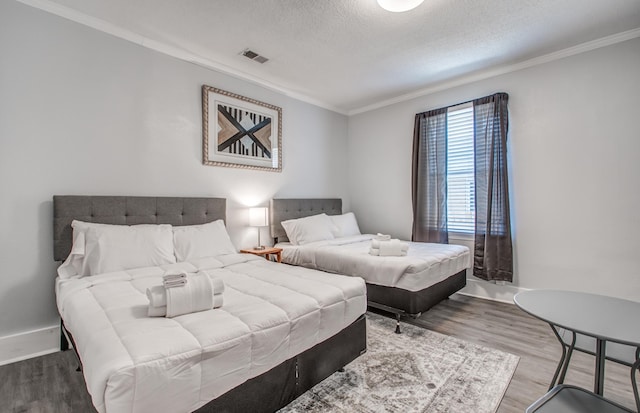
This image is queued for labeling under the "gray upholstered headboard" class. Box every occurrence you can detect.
[53,196,226,261]
[269,198,342,242]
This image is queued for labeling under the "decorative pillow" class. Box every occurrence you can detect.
[57,221,176,278]
[331,212,361,238]
[172,220,237,262]
[281,213,337,245]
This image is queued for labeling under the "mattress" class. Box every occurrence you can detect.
[277,234,471,292]
[56,253,366,413]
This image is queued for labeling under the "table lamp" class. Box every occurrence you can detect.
[249,207,268,250]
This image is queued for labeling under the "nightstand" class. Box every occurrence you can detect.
[240,247,283,263]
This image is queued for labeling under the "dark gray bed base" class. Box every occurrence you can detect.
[194,314,366,413]
[270,198,467,333]
[367,270,466,332]
[53,195,367,413]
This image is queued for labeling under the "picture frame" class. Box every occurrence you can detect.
[202,85,282,172]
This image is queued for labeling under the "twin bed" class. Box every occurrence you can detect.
[54,195,470,413]
[53,196,366,413]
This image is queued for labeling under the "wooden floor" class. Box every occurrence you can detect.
[0,294,637,412]
[409,294,638,412]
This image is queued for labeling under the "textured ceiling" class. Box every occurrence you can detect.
[32,0,640,113]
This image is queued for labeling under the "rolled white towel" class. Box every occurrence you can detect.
[374,233,391,241]
[146,285,167,308]
[146,274,225,308]
[148,294,223,317]
[379,239,409,256]
[200,272,225,294]
[148,304,167,318]
[165,272,214,318]
[369,239,409,256]
[371,238,409,250]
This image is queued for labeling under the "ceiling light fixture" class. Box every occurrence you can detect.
[377,0,424,12]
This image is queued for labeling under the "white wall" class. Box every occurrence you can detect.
[0,0,349,352]
[348,38,640,303]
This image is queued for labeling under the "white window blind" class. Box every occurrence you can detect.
[447,103,475,233]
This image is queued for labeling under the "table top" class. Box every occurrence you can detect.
[240,247,282,254]
[514,290,640,347]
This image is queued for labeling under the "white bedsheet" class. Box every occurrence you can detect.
[56,253,366,413]
[277,234,471,292]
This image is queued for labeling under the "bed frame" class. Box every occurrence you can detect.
[53,195,366,413]
[270,198,466,333]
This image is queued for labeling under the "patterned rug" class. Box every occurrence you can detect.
[280,312,519,413]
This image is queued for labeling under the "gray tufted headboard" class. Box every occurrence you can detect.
[269,198,342,242]
[53,196,226,261]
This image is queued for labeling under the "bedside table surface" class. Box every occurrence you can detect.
[240,247,282,254]
[240,247,283,263]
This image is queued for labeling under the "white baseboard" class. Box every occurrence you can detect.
[457,278,530,304]
[0,324,60,366]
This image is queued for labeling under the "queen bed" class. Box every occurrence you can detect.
[270,198,470,332]
[53,195,367,413]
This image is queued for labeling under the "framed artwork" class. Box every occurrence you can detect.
[202,85,282,172]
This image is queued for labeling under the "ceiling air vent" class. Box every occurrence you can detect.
[241,49,269,64]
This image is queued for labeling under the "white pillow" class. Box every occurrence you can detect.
[331,212,361,238]
[172,220,237,262]
[281,213,336,245]
[58,221,176,277]
[58,221,115,278]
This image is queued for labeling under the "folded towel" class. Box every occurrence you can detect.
[148,294,223,317]
[164,279,187,289]
[369,239,409,256]
[163,271,187,281]
[165,272,215,318]
[146,274,225,308]
[163,271,188,289]
[374,233,391,241]
[369,247,407,257]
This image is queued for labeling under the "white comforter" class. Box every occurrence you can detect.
[277,235,471,292]
[56,253,366,413]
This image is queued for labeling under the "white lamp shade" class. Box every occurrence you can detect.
[249,207,269,227]
[377,0,424,12]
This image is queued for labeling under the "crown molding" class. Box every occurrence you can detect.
[15,0,639,118]
[15,0,349,115]
[349,27,640,115]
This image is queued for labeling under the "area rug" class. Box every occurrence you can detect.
[280,312,519,413]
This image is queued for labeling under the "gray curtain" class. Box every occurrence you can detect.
[412,108,448,243]
[473,92,513,282]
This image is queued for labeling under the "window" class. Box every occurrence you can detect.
[413,92,512,280]
[446,103,474,233]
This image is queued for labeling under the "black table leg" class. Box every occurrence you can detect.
[631,356,639,413]
[549,325,576,390]
[595,338,606,395]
